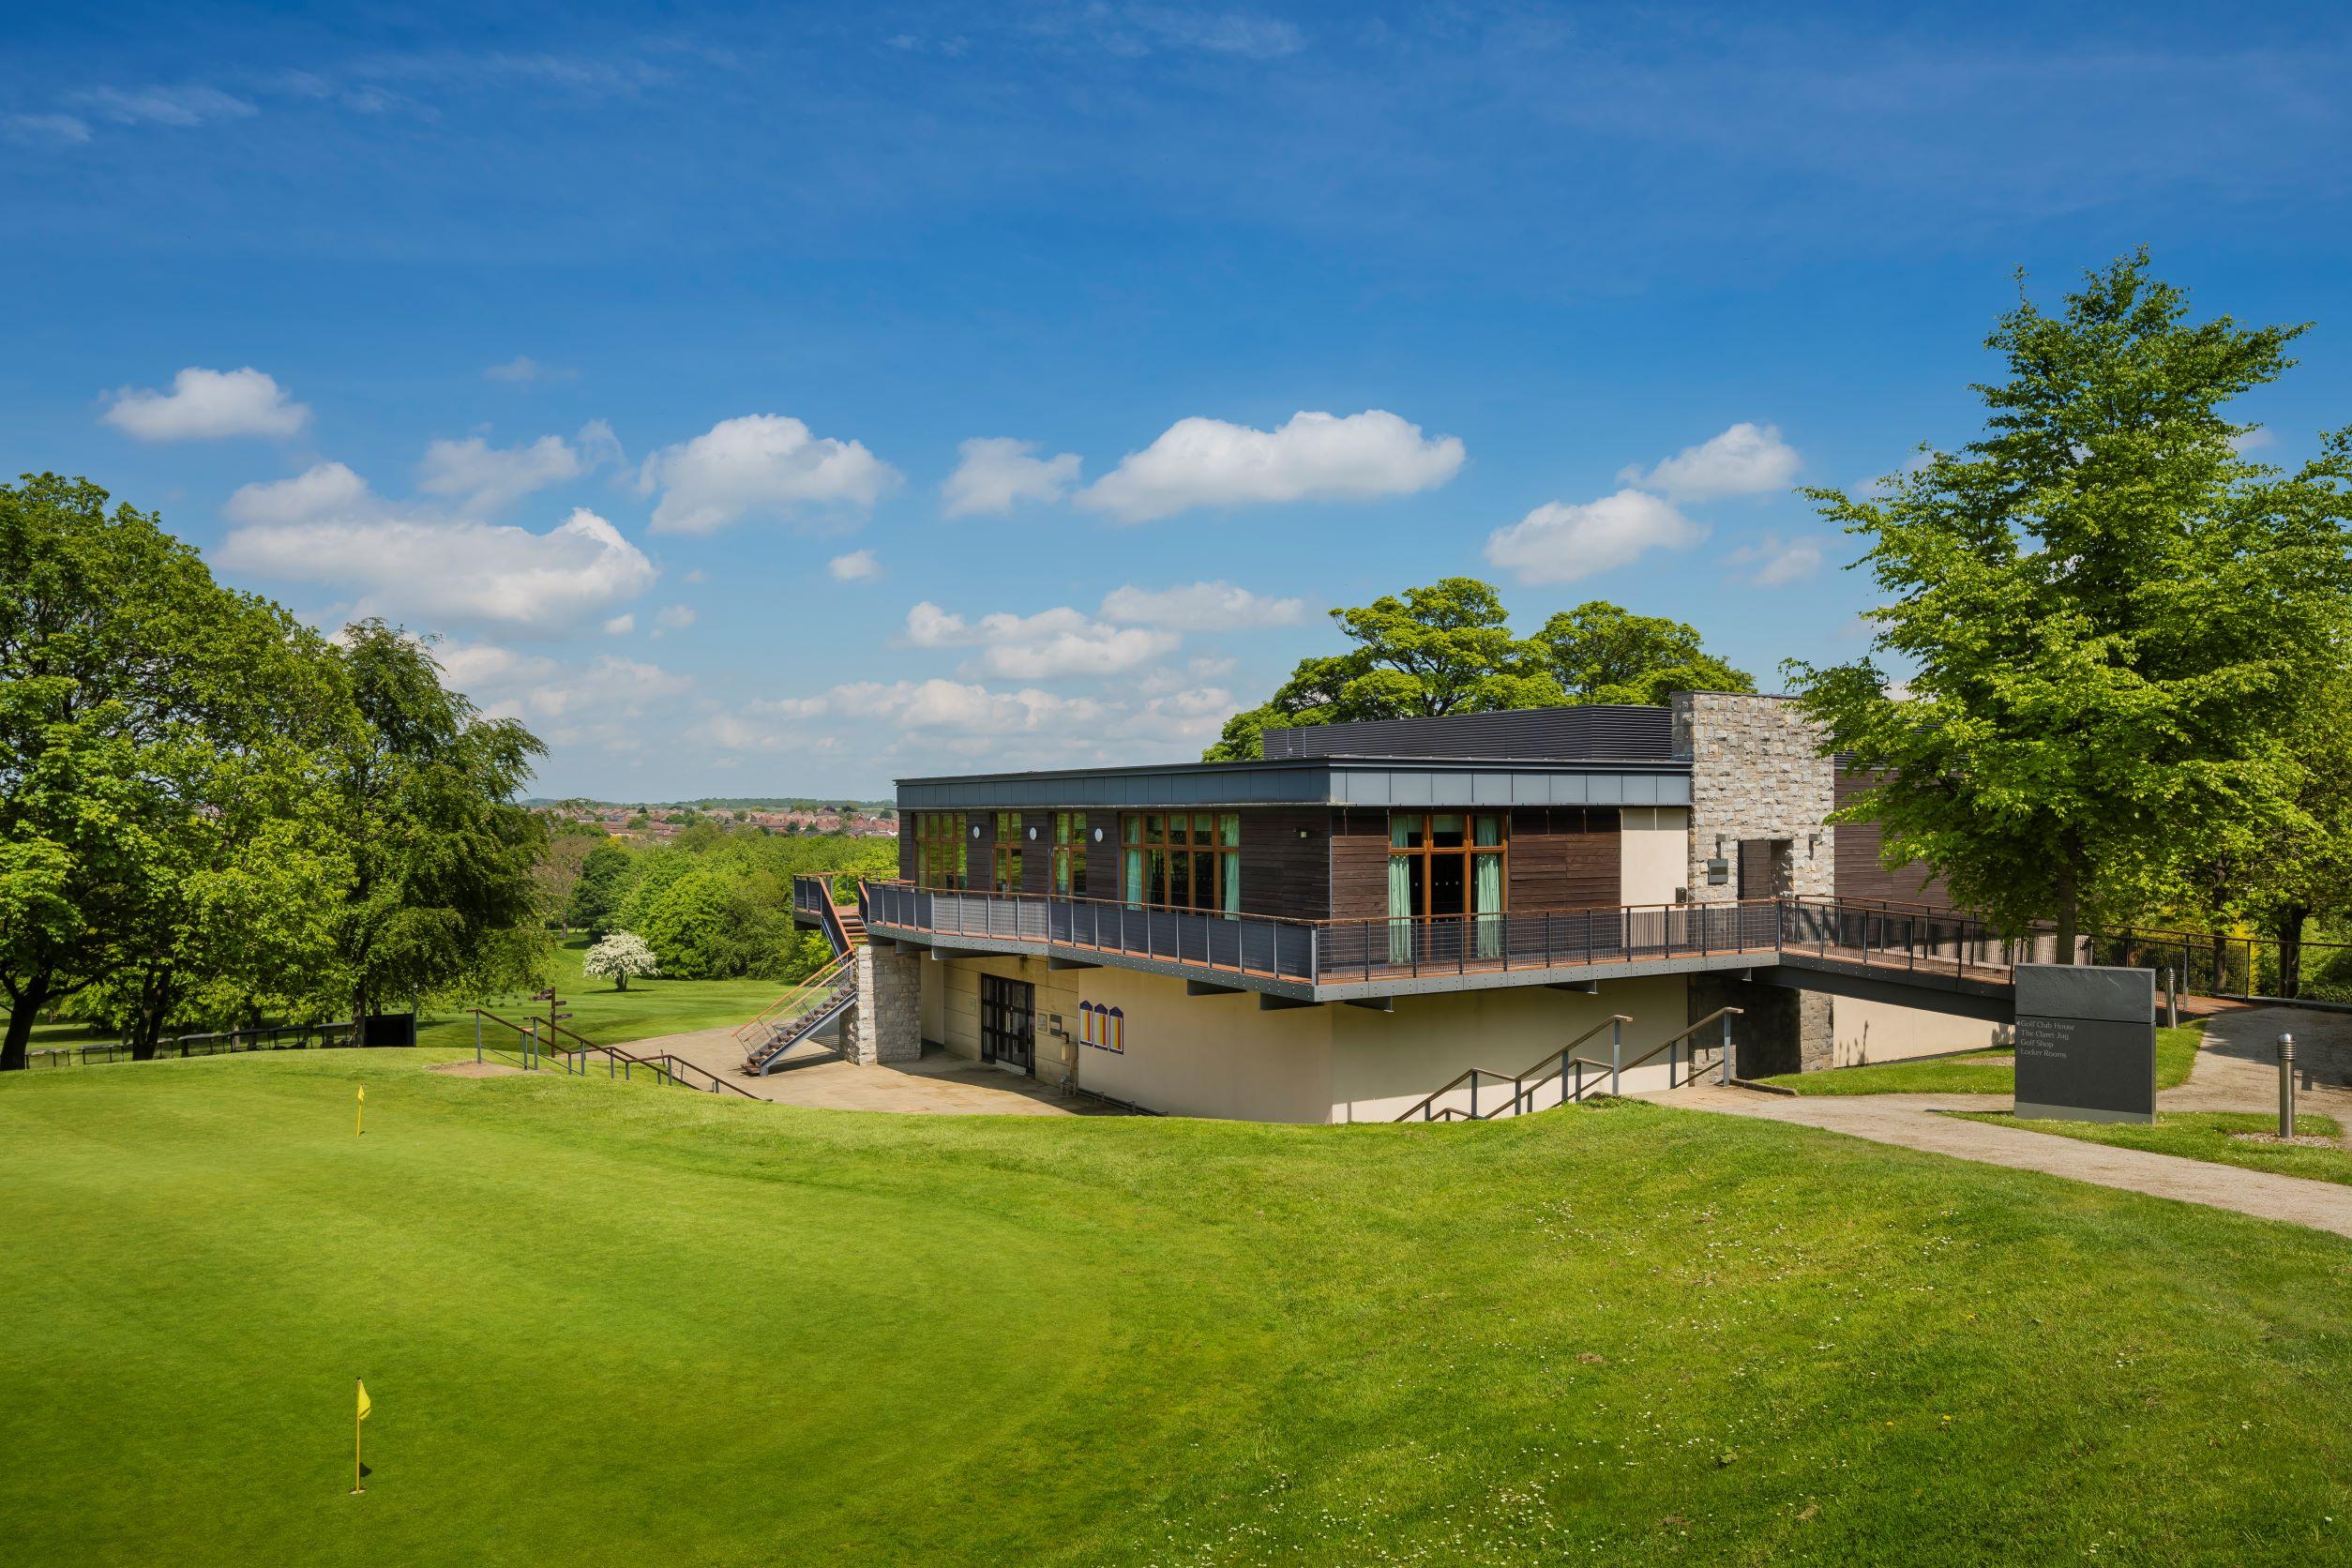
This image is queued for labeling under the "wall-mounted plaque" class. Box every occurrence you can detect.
[2013,964,2156,1124]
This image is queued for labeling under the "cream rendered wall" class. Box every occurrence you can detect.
[1829,995,2012,1068]
[1060,966,1340,1123]
[1619,807,1690,906]
[929,954,1084,1086]
[918,957,948,1048]
[1330,973,1694,1123]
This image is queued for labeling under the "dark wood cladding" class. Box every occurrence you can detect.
[1833,767,1952,910]
[1507,807,1621,912]
[1238,808,1330,920]
[1329,808,1393,922]
[898,823,918,882]
[1023,811,1052,895]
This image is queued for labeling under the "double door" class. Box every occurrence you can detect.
[980,975,1034,1074]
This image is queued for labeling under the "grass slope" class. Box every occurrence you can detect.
[417,935,781,1053]
[5,1052,2351,1565]
[1758,1024,2204,1097]
[1955,1110,2352,1186]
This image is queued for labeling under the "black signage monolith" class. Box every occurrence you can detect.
[2013,964,2156,1124]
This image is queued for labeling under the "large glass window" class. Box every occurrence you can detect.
[913,811,968,889]
[1386,812,1507,958]
[1053,812,1089,897]
[993,812,1024,894]
[1120,810,1242,913]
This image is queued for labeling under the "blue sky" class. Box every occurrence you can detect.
[8,2,2351,799]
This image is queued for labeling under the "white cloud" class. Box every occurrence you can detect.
[1618,422,1801,501]
[734,678,1106,741]
[1080,409,1465,523]
[219,479,656,635]
[653,604,697,632]
[484,355,578,384]
[73,84,257,128]
[903,601,1182,679]
[434,639,689,750]
[1483,489,1706,584]
[829,550,880,581]
[1100,580,1306,631]
[6,114,91,145]
[638,414,897,534]
[220,460,371,526]
[416,433,583,514]
[1722,533,1825,587]
[2230,426,2277,455]
[602,613,635,635]
[575,419,625,471]
[942,437,1082,517]
[102,367,309,441]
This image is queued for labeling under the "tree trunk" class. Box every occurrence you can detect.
[2277,904,2311,999]
[2,974,50,1071]
[2052,843,2081,965]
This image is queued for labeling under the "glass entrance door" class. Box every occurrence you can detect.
[979,975,1035,1074]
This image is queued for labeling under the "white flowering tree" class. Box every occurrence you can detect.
[581,931,660,992]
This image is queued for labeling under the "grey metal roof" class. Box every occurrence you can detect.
[1263,704,1676,761]
[897,755,1691,812]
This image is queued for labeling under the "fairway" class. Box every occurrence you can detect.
[5,1053,2351,1564]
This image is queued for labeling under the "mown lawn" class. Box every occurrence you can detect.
[8,1052,2352,1562]
[1953,1109,2352,1186]
[1758,1024,2205,1097]
[415,934,784,1052]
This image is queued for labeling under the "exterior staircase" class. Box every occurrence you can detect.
[739,951,860,1075]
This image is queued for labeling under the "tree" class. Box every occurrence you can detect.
[2236,676,2352,996]
[1533,602,1755,705]
[565,840,633,935]
[581,931,660,991]
[1788,254,2352,958]
[328,622,547,1023]
[532,825,602,932]
[1204,579,1560,760]
[639,871,735,979]
[0,475,351,1070]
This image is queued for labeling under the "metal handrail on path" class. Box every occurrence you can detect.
[1396,1007,1743,1123]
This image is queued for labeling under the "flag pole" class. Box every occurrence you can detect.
[353,1379,365,1494]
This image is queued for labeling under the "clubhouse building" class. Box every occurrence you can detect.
[807,694,2012,1122]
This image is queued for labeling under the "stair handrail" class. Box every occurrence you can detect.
[1396,1013,1633,1123]
[550,1038,762,1099]
[1600,1006,1744,1093]
[743,977,861,1071]
[731,950,857,1043]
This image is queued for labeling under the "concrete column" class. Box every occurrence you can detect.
[850,942,922,1065]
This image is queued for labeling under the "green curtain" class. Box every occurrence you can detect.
[1387,818,1413,965]
[1473,815,1502,960]
[1124,848,1145,909]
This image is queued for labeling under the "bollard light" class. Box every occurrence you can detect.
[2278,1033,2297,1138]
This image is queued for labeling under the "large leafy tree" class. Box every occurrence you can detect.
[0,475,348,1070]
[1533,602,1755,705]
[1204,580,1750,761]
[330,622,547,1023]
[1788,254,2352,958]
[1205,579,1560,760]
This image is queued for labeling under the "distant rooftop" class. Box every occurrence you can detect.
[1261,704,1675,763]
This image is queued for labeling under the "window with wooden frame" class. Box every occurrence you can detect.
[1120,811,1240,913]
[1385,812,1507,959]
[913,811,967,889]
[993,811,1024,894]
[1053,812,1089,897]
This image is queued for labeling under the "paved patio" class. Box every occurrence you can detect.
[631,1024,1121,1115]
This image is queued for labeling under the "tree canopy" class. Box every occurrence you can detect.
[1787,253,2352,956]
[1204,580,1751,761]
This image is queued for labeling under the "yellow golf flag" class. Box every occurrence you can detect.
[357,1380,371,1422]
[355,1086,366,1137]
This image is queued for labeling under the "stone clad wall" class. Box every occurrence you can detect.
[1672,691,1835,906]
[1674,691,1837,1070]
[850,941,922,1065]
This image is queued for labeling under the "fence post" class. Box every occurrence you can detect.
[1610,1018,1622,1095]
[2164,968,2179,1030]
[475,1013,482,1065]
